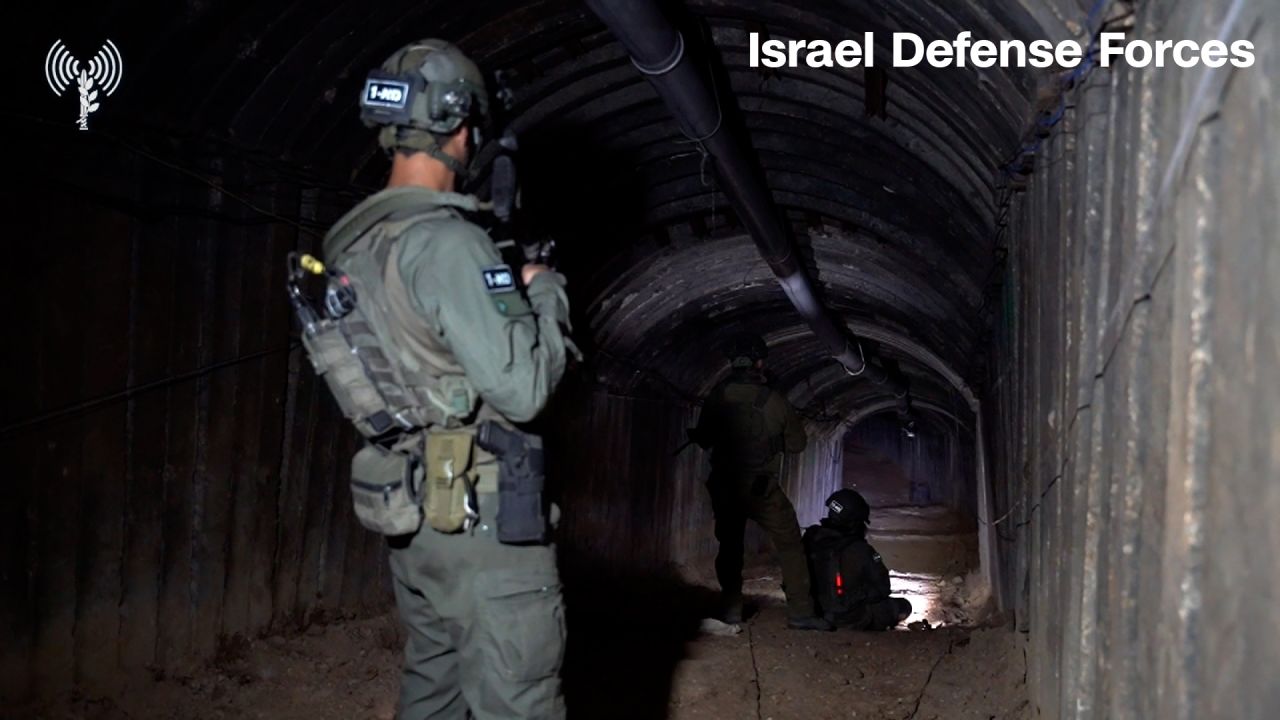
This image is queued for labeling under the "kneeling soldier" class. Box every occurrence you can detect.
[803,489,912,630]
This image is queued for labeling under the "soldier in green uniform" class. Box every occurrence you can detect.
[312,40,573,719]
[690,335,832,631]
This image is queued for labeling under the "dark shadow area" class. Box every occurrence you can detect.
[558,560,719,720]
[518,122,650,286]
[537,375,720,718]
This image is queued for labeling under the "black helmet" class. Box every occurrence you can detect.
[725,333,768,368]
[824,488,870,528]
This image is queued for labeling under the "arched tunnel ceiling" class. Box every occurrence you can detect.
[107,0,1074,419]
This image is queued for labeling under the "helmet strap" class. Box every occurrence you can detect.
[382,126,470,180]
[428,144,469,179]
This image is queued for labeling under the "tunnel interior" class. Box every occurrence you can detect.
[3,0,1278,718]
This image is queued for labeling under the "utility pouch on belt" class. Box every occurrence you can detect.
[350,443,422,536]
[424,430,478,533]
[476,421,548,545]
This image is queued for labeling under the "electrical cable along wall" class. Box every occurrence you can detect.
[987,0,1279,717]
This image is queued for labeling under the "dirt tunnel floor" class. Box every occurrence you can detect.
[13,604,1030,720]
[15,505,1028,720]
[663,608,1030,719]
[16,574,1030,720]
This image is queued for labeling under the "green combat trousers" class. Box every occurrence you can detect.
[708,469,814,619]
[388,493,566,720]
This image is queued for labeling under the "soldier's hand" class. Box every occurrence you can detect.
[522,263,551,286]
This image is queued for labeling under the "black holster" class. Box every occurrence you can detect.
[476,420,548,545]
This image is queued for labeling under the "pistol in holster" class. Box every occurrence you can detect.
[476,420,548,545]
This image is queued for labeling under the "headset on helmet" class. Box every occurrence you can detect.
[359,39,490,177]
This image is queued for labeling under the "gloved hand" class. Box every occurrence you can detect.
[521,263,551,285]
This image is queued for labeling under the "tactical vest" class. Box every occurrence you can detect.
[714,382,775,468]
[300,187,484,441]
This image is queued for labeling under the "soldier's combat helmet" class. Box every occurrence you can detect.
[824,488,871,528]
[359,39,489,176]
[725,333,768,369]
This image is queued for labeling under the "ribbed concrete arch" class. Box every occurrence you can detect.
[587,233,978,419]
[777,320,978,410]
[100,0,1076,415]
[841,398,973,432]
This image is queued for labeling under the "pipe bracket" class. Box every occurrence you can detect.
[841,342,868,376]
[631,31,684,76]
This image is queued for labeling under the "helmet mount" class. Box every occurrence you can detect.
[360,40,490,178]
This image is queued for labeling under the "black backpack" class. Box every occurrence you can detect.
[802,524,890,623]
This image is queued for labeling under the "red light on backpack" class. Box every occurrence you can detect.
[835,571,844,597]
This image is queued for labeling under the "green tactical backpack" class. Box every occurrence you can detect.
[297,188,481,439]
[288,188,481,535]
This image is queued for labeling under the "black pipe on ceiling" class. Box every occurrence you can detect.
[584,0,913,418]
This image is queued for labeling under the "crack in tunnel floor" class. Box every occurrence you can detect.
[17,508,1028,720]
[18,605,1030,720]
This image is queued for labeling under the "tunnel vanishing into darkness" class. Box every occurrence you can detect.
[2,0,1278,718]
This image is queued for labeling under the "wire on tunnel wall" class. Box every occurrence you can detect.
[0,342,300,437]
[982,0,1256,544]
[977,0,1133,540]
[977,0,1134,324]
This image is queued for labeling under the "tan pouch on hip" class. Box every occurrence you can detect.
[424,430,476,533]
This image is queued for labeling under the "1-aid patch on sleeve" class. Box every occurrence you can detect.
[481,265,516,294]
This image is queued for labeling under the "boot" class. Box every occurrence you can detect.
[722,594,745,625]
[787,615,834,631]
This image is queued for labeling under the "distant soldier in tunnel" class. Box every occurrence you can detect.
[689,334,832,631]
[803,489,913,631]
[296,40,574,720]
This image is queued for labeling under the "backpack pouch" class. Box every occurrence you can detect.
[303,321,399,438]
[350,443,422,536]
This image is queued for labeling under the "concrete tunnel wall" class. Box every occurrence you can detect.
[3,0,1279,716]
[986,0,1280,716]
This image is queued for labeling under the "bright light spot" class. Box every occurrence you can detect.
[890,571,963,627]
